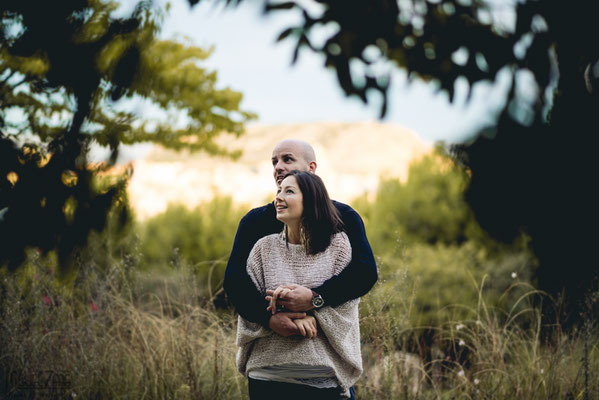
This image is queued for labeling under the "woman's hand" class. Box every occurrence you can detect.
[267,285,292,314]
[269,312,306,337]
[293,315,318,338]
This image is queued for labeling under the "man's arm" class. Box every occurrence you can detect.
[312,204,377,306]
[224,212,272,328]
[224,208,301,335]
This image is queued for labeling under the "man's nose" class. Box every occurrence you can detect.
[274,160,285,171]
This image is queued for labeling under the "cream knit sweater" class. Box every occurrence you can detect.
[236,232,362,397]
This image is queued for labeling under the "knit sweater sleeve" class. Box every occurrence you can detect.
[245,238,266,294]
[313,233,362,376]
[238,238,270,345]
[314,299,362,375]
[235,238,272,373]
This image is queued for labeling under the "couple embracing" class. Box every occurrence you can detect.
[224,139,377,399]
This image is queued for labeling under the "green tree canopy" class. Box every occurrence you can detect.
[357,146,512,254]
[0,0,254,271]
[368,147,472,250]
[1,0,255,153]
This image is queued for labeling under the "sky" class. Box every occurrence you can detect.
[106,0,515,211]
[151,0,511,144]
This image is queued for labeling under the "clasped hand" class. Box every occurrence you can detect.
[268,312,318,338]
[266,284,318,338]
[265,284,313,313]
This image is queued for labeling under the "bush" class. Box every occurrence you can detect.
[139,196,246,294]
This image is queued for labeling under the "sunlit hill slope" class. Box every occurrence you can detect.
[127,122,432,219]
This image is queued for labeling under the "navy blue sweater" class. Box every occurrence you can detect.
[224,201,377,328]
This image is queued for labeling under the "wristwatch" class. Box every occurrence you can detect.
[311,291,325,309]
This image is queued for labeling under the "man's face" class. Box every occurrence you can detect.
[271,142,310,185]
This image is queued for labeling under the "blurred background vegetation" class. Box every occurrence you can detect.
[2,0,598,398]
[2,142,596,398]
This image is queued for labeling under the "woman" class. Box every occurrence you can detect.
[236,170,362,399]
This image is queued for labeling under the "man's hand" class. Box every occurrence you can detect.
[269,312,306,337]
[266,284,314,313]
[293,315,318,338]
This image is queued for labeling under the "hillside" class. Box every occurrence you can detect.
[127,121,432,219]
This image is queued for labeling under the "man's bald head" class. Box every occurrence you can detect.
[271,139,317,185]
[274,139,315,163]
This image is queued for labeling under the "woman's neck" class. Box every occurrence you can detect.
[286,223,302,244]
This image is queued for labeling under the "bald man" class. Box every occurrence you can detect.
[224,139,377,337]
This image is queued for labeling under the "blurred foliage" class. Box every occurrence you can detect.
[356,146,528,253]
[375,243,537,328]
[139,196,246,294]
[1,0,255,153]
[353,146,537,328]
[74,187,139,276]
[358,146,474,251]
[190,0,599,321]
[0,0,254,271]
[0,184,140,285]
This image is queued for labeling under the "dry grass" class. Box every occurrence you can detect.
[1,259,597,399]
[0,261,244,399]
[358,276,598,399]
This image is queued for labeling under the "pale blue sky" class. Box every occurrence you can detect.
[119,0,511,144]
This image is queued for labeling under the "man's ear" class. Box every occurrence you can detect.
[308,161,317,173]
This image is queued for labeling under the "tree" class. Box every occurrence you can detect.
[362,146,474,253]
[0,0,254,272]
[191,0,598,322]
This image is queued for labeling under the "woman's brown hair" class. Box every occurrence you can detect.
[283,170,343,255]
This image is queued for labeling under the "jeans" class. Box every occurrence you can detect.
[248,378,356,400]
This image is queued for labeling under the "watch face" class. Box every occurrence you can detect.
[312,295,324,308]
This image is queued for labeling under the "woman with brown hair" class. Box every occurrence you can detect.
[236,170,362,399]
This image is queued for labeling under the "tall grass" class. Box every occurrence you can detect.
[1,255,597,399]
[0,257,244,399]
[358,272,598,399]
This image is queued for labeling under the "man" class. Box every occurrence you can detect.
[224,139,377,336]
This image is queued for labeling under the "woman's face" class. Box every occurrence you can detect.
[275,176,303,225]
